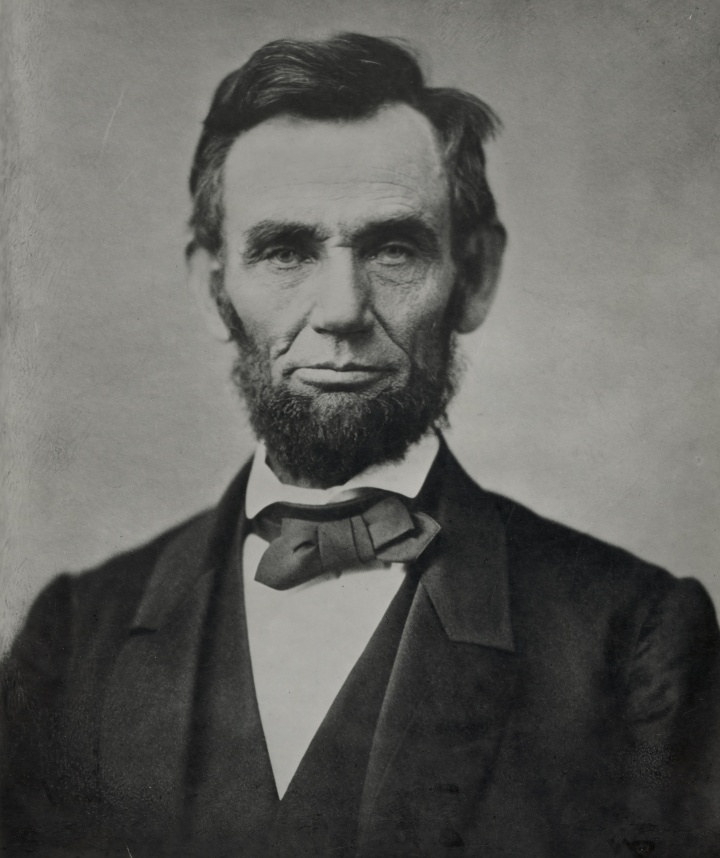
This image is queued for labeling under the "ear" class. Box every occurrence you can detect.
[187,245,230,341]
[453,221,507,334]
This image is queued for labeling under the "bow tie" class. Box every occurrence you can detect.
[252,492,440,591]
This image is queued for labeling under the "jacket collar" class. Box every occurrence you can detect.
[102,460,269,847]
[412,438,514,651]
[130,462,252,632]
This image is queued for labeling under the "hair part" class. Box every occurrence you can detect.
[187,32,504,277]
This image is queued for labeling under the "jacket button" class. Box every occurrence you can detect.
[439,828,464,847]
[625,841,655,857]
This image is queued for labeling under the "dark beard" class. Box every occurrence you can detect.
[230,327,461,488]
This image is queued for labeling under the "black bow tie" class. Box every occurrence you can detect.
[252,492,440,591]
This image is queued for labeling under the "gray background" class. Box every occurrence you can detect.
[2,0,719,650]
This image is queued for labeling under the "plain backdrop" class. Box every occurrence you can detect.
[2,0,719,650]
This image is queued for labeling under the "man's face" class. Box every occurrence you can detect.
[215,104,462,485]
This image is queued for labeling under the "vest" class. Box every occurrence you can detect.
[180,519,419,858]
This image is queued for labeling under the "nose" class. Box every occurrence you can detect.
[307,249,372,335]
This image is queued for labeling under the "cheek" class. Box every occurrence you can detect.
[224,272,306,346]
[370,266,455,343]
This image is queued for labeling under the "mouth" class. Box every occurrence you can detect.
[290,363,388,390]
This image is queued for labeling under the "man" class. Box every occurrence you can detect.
[2,33,719,858]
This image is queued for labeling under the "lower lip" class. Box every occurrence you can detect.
[293,367,384,388]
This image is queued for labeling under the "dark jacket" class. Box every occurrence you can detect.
[3,445,720,857]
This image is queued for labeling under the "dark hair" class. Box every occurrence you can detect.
[188,32,503,266]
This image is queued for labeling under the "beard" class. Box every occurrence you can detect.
[229,327,461,488]
[215,270,462,486]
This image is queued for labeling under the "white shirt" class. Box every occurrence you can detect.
[242,433,440,798]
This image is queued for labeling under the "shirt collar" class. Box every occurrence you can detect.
[245,432,441,520]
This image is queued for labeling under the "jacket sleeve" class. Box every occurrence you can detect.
[1,574,81,855]
[623,575,720,857]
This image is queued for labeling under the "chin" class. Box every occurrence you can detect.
[241,381,448,487]
[232,331,459,486]
[301,384,396,410]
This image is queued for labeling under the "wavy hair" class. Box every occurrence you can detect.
[188,32,504,278]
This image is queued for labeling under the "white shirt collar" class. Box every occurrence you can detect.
[245,432,440,519]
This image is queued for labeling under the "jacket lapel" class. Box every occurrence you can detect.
[99,465,252,847]
[358,447,519,855]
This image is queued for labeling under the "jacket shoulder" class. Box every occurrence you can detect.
[480,486,716,639]
[493,491,676,589]
[437,445,714,619]
[72,510,213,604]
[8,461,253,663]
[6,509,215,670]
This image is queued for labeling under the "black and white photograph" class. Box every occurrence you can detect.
[2,1,719,855]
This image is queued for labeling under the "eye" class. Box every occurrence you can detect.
[372,243,416,265]
[265,247,308,268]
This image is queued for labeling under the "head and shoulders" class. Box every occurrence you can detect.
[17,33,711,645]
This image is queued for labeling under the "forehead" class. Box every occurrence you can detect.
[222,104,450,237]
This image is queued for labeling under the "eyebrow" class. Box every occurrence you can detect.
[241,214,443,262]
[242,221,330,262]
[350,215,442,256]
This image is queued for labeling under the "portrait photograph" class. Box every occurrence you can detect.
[1,0,719,856]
